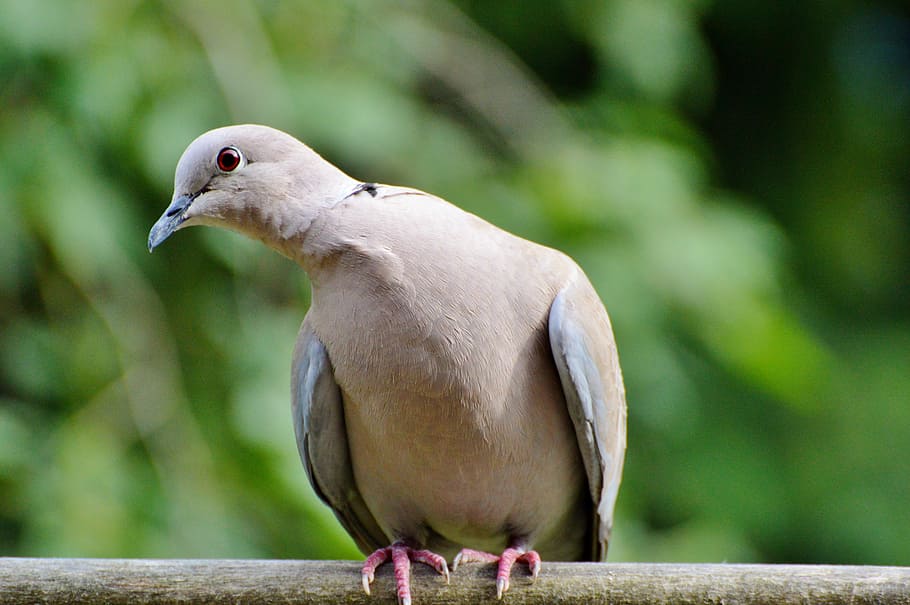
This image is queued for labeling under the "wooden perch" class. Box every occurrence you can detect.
[1,558,908,604]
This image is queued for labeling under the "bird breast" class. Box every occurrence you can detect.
[301,195,587,551]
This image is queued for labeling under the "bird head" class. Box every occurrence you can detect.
[148,124,353,253]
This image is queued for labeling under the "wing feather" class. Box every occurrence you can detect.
[291,316,387,553]
[548,270,627,560]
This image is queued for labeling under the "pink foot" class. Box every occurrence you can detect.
[361,541,449,605]
[453,546,541,599]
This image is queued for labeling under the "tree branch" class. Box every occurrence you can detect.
[1,558,908,604]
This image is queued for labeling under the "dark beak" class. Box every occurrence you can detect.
[148,192,196,252]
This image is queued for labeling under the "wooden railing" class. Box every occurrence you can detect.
[1,558,908,603]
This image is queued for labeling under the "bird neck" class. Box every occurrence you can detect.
[266,175,362,268]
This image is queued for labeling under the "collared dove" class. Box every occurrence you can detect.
[149,124,626,604]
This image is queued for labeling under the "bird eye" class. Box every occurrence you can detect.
[216,146,242,172]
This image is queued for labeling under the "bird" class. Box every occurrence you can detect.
[148,124,627,604]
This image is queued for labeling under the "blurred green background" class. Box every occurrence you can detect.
[1,0,908,565]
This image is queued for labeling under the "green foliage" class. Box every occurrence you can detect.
[1,0,907,565]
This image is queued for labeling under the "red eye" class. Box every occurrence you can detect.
[216,146,242,172]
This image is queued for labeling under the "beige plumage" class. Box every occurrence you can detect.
[149,124,626,603]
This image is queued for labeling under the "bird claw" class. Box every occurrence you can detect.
[361,543,448,603]
[411,550,450,584]
[527,551,542,582]
[496,576,508,600]
[453,547,500,571]
[454,545,541,598]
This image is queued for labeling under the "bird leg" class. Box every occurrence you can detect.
[453,544,542,599]
[361,541,449,605]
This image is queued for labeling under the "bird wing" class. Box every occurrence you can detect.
[548,269,627,560]
[291,316,387,554]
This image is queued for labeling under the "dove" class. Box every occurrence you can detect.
[148,125,626,604]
